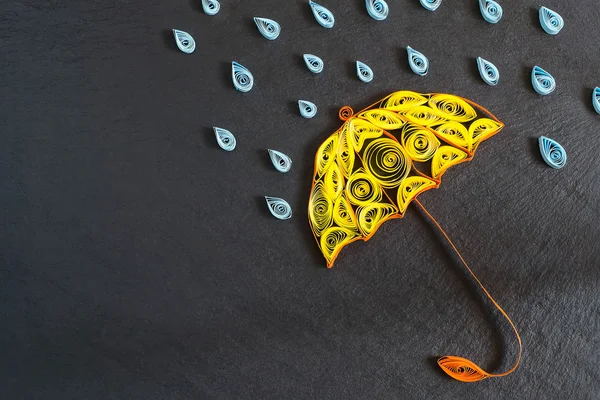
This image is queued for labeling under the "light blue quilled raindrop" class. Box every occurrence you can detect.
[407,46,429,76]
[303,54,324,74]
[264,196,293,220]
[477,57,499,86]
[366,0,389,21]
[539,136,566,169]
[232,62,254,92]
[309,1,335,29]
[531,66,555,96]
[593,87,600,115]
[420,0,441,12]
[356,61,374,83]
[268,149,293,173]
[214,127,237,151]
[298,100,318,118]
[479,0,502,24]
[539,6,563,35]
[254,17,281,40]
[201,0,220,16]
[172,29,196,54]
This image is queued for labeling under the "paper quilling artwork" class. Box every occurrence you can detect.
[308,90,521,382]
[186,0,579,385]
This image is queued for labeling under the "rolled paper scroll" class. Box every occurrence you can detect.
[479,0,502,24]
[366,0,389,21]
[265,196,293,220]
[201,0,220,16]
[299,100,318,118]
[303,54,324,74]
[420,0,441,12]
[254,17,281,40]
[214,127,237,151]
[232,62,254,92]
[356,61,374,83]
[593,87,600,115]
[407,46,429,76]
[172,29,195,54]
[268,149,293,173]
[539,136,566,169]
[539,6,563,35]
[477,57,499,86]
[309,1,335,28]
[531,65,555,95]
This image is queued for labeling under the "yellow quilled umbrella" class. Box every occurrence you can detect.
[308,90,521,383]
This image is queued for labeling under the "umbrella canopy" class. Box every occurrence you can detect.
[309,91,503,267]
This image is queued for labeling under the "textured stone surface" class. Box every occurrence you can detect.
[1,0,599,398]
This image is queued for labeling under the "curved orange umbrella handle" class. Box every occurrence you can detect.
[414,199,522,383]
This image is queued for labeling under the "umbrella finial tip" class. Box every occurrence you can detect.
[338,106,354,121]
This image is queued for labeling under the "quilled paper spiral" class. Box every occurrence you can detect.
[309,182,333,235]
[358,109,404,129]
[213,127,236,151]
[531,66,555,96]
[431,146,468,178]
[403,106,444,126]
[172,29,196,54]
[366,0,389,21]
[539,6,563,35]
[407,46,429,76]
[319,227,356,263]
[309,1,335,28]
[346,171,382,206]
[323,163,343,200]
[433,121,470,150]
[338,106,354,121]
[232,62,254,92]
[303,54,324,74]
[332,195,357,230]
[539,136,566,169]
[356,61,374,83]
[397,177,437,213]
[356,203,398,236]
[253,17,281,40]
[362,139,410,188]
[348,119,384,150]
[438,357,489,383]
[381,91,428,111]
[401,124,440,161]
[479,0,502,24]
[420,0,441,12]
[593,87,600,115]
[477,57,499,86]
[299,100,318,118]
[429,94,477,122]
[265,196,293,220]
[201,0,220,16]
[315,135,338,176]
[268,149,292,173]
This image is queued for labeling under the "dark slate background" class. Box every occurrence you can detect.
[1,0,599,398]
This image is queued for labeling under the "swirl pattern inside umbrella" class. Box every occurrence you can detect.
[308,91,504,267]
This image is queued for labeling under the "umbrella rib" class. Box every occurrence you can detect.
[413,198,522,382]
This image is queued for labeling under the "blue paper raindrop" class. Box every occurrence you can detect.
[407,46,429,76]
[539,136,566,169]
[477,57,499,86]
